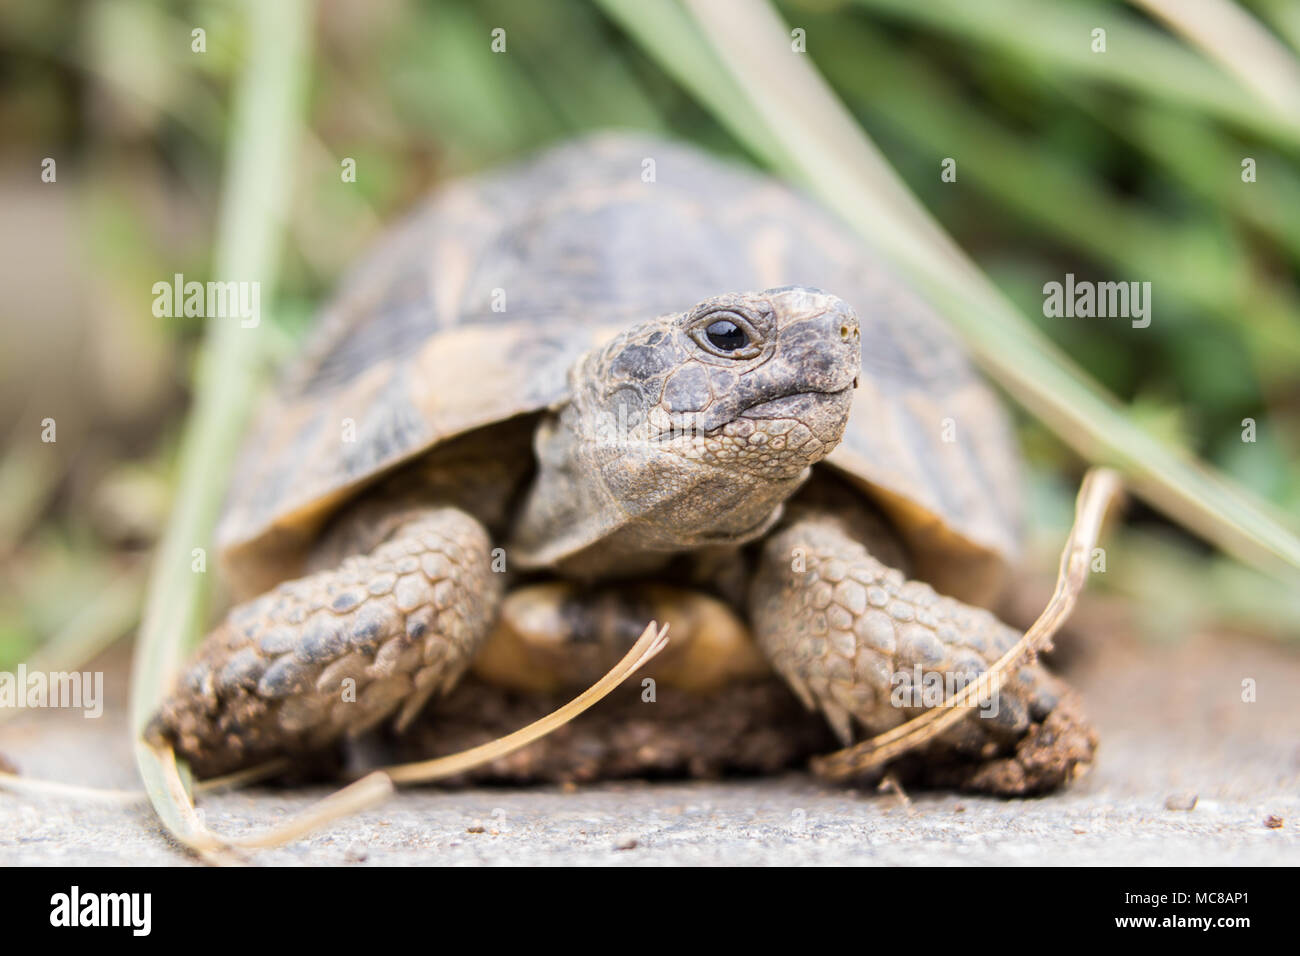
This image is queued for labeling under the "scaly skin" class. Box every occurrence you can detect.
[147,507,500,777]
[751,508,1097,794]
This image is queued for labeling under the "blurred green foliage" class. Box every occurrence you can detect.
[1,0,1298,664]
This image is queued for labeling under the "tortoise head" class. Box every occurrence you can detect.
[512,287,861,571]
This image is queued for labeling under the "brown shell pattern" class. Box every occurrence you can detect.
[218,133,1020,604]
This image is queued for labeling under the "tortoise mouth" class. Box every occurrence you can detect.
[647,387,852,465]
[739,385,854,422]
[650,386,853,444]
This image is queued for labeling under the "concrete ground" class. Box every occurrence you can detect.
[1,625,1296,865]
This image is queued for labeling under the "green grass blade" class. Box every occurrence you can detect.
[1129,0,1300,118]
[1256,0,1300,53]
[593,0,798,173]
[128,0,311,850]
[848,0,1300,147]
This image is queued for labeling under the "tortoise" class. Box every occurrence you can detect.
[148,133,1097,793]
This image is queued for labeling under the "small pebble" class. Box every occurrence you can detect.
[614,834,640,850]
[1264,815,1284,829]
[1164,791,1198,811]
[0,751,17,775]
[467,822,486,834]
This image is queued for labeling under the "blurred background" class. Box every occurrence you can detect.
[1,0,1298,679]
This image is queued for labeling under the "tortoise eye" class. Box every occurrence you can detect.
[705,319,748,352]
[691,309,763,359]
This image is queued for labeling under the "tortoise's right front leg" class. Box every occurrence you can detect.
[147,506,501,777]
[750,507,1097,794]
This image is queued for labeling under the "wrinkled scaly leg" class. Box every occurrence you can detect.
[750,505,1097,795]
[147,506,501,778]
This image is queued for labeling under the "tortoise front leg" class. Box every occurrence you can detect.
[147,506,501,777]
[750,508,1097,794]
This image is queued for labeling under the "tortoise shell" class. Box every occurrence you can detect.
[217,133,1020,606]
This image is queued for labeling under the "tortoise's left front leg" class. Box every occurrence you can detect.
[147,506,501,777]
[750,507,1097,794]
